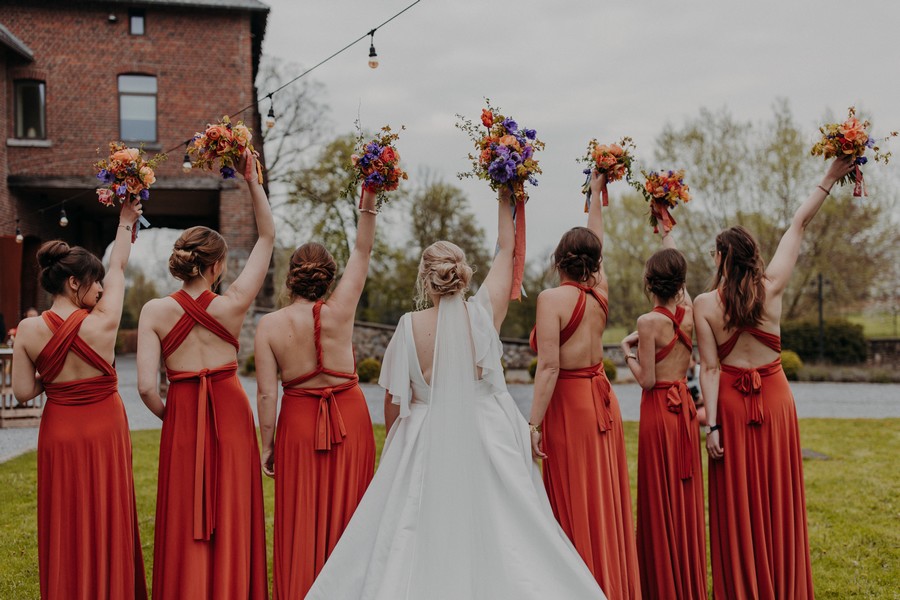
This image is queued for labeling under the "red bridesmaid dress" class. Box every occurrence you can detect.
[35,310,147,599]
[709,326,814,599]
[635,306,707,599]
[152,290,267,600]
[272,300,375,598]
[530,281,641,599]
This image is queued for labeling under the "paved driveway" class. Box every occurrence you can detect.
[2,355,898,462]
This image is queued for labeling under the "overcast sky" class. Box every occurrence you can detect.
[254,0,900,258]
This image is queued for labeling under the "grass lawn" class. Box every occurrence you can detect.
[1,420,897,598]
[846,312,899,340]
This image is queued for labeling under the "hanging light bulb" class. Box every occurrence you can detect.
[15,219,23,243]
[266,104,276,129]
[182,146,192,173]
[367,29,379,69]
[59,206,69,227]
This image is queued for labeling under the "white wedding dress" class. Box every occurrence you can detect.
[306,289,606,599]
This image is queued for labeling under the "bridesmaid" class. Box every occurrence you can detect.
[12,200,147,599]
[136,150,272,599]
[694,155,853,599]
[528,171,641,598]
[254,189,378,598]
[621,230,707,599]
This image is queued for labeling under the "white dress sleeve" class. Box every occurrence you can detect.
[467,286,507,395]
[378,313,413,418]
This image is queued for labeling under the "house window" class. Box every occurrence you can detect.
[14,80,46,139]
[118,74,157,141]
[129,10,145,35]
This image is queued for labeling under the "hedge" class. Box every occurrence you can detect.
[781,319,867,364]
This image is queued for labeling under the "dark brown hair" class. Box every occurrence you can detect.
[168,226,228,281]
[554,227,602,282]
[644,248,686,301]
[713,226,766,329]
[37,240,105,297]
[286,242,337,301]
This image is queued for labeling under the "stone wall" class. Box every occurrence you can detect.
[868,338,900,368]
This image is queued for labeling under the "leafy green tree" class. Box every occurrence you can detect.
[121,267,158,329]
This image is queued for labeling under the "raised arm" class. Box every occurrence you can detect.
[93,198,142,329]
[479,187,516,331]
[586,171,608,290]
[693,294,722,459]
[765,156,853,295]
[136,300,166,419]
[328,189,377,319]
[222,150,275,311]
[254,315,278,478]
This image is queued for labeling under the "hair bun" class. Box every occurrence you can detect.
[553,227,602,283]
[36,240,70,269]
[286,243,337,301]
[416,241,473,307]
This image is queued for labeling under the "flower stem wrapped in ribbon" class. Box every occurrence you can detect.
[633,169,691,233]
[188,115,263,184]
[344,125,408,209]
[579,137,636,210]
[456,100,545,300]
[810,106,897,197]
[94,142,166,242]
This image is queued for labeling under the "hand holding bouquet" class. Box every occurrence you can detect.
[810,107,897,197]
[95,142,166,241]
[189,115,263,184]
[346,125,407,208]
[579,137,636,210]
[634,169,691,233]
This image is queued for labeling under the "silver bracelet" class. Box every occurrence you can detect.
[117,224,132,232]
[359,208,378,215]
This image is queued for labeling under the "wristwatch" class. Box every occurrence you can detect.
[705,424,721,435]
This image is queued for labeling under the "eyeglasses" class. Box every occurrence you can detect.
[708,248,717,258]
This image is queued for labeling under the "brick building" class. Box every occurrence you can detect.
[0,0,272,349]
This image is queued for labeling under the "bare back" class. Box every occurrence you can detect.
[545,284,607,370]
[643,306,694,382]
[17,311,115,383]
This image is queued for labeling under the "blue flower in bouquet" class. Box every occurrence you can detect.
[856,156,868,165]
[358,154,372,168]
[140,189,150,200]
[97,169,115,185]
[522,145,533,160]
[502,118,518,133]
[866,137,876,148]
[528,175,539,186]
[524,128,537,140]
[494,144,510,159]
[366,142,382,155]
[365,171,386,188]
[488,157,516,183]
[116,184,127,197]
[220,166,236,179]
[583,167,592,175]
[510,152,522,164]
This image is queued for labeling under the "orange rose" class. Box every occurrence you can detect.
[499,135,518,148]
[610,144,625,157]
[481,109,493,128]
[232,124,251,146]
[380,146,398,163]
[480,148,493,164]
[206,126,221,141]
[841,139,856,154]
[140,166,156,187]
[125,176,143,194]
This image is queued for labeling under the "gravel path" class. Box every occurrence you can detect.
[2,356,898,462]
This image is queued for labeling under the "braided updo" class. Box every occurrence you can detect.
[644,248,686,301]
[286,242,337,301]
[168,226,228,282]
[553,227,602,283]
[37,240,105,296]
[415,241,473,308]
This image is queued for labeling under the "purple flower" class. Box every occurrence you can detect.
[488,158,516,183]
[358,154,372,168]
[856,156,868,165]
[97,169,115,185]
[522,145,533,160]
[524,128,537,140]
[495,144,510,159]
[116,184,127,197]
[528,175,539,186]
[510,152,522,164]
[220,166,236,179]
[502,118,518,133]
[866,137,876,148]
[365,172,386,187]
[366,142,382,155]
[583,168,592,175]
[140,189,150,200]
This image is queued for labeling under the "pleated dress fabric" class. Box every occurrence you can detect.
[272,299,375,598]
[152,290,267,600]
[635,306,707,599]
[709,325,814,599]
[35,310,147,600]
[530,282,641,599]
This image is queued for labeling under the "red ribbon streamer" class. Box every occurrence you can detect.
[510,198,526,301]
[651,201,677,234]
[853,164,867,197]
[601,181,609,207]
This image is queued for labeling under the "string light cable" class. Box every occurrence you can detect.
[0,0,424,231]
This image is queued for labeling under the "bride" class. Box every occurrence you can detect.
[306,188,605,599]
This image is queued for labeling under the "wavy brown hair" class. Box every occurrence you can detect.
[168,226,228,282]
[713,226,766,329]
[286,242,337,301]
[37,240,105,299]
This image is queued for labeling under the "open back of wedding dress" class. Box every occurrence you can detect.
[306,289,606,599]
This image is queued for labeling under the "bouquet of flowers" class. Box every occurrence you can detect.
[810,106,897,197]
[633,169,691,233]
[579,137,636,210]
[188,115,263,184]
[95,142,166,241]
[456,101,545,300]
[345,125,408,208]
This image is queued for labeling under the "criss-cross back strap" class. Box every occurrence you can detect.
[161,290,239,359]
[282,300,357,387]
[652,305,692,363]
[35,310,115,383]
[530,282,609,353]
[717,327,782,361]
